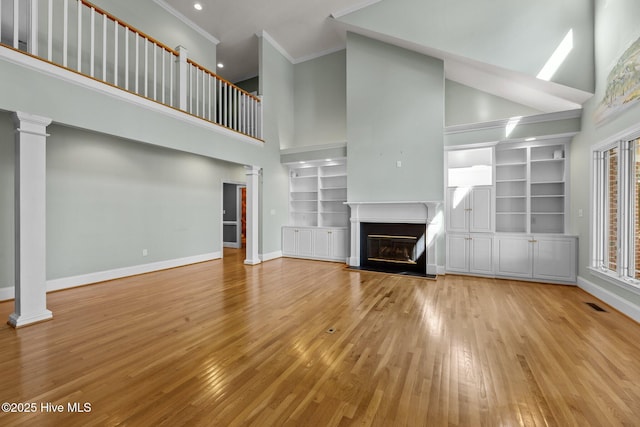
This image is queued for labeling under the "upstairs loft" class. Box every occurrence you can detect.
[0,0,262,142]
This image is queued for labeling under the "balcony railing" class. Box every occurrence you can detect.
[0,0,262,141]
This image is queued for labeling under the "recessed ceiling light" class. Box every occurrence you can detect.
[525,137,537,142]
[217,63,224,68]
[193,3,203,11]
[325,159,332,161]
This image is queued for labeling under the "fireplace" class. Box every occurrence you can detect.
[345,201,442,277]
[360,223,426,275]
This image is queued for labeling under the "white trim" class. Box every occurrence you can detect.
[293,46,345,65]
[578,275,640,323]
[0,252,222,301]
[257,31,294,64]
[47,252,221,292]
[444,109,582,135]
[280,141,347,156]
[437,265,446,275]
[0,287,14,301]
[261,251,283,262]
[0,47,261,146]
[8,310,53,328]
[586,267,640,296]
[444,141,498,151]
[331,0,382,19]
[151,0,220,45]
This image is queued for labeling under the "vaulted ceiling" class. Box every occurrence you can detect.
[156,0,594,114]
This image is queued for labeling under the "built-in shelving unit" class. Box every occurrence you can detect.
[288,161,348,227]
[495,142,567,234]
[495,147,527,233]
[530,145,566,234]
[284,159,348,263]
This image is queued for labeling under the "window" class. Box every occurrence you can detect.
[592,136,639,287]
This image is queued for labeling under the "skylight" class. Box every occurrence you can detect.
[537,29,574,81]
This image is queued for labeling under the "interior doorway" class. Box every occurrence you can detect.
[223,182,247,249]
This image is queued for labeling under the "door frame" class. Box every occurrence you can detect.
[221,180,246,252]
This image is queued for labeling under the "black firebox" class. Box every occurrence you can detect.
[360,223,426,276]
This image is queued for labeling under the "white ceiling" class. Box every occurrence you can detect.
[154,0,592,113]
[158,0,378,83]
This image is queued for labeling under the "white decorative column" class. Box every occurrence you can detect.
[9,112,53,328]
[244,165,261,265]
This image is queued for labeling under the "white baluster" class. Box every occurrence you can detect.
[102,13,106,80]
[161,49,166,104]
[63,0,68,65]
[135,33,139,94]
[29,0,38,55]
[13,0,19,49]
[113,19,118,86]
[90,7,95,77]
[124,28,129,90]
[153,44,157,100]
[47,0,53,61]
[77,0,82,71]
[169,51,174,107]
[144,40,148,97]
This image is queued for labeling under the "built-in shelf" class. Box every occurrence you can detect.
[495,142,568,234]
[288,160,348,228]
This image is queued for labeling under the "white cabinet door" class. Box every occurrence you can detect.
[330,229,348,261]
[314,229,331,258]
[533,236,577,283]
[282,227,297,256]
[470,187,493,233]
[297,228,314,257]
[494,235,532,278]
[469,234,493,274]
[447,187,468,232]
[446,234,469,272]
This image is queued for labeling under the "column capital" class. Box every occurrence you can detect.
[13,112,52,137]
[244,165,261,175]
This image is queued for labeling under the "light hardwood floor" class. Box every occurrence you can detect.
[1,249,639,426]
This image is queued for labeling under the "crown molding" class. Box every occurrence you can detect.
[444,109,582,135]
[293,46,346,64]
[152,0,220,45]
[257,30,295,63]
[331,0,382,19]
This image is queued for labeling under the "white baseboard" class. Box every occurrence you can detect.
[260,251,282,262]
[0,287,14,301]
[47,252,221,292]
[436,265,446,275]
[577,276,640,323]
[0,252,222,302]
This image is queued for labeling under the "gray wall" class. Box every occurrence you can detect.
[338,0,594,93]
[346,33,444,202]
[258,37,293,256]
[0,111,13,291]
[293,50,347,149]
[570,0,640,308]
[46,125,246,280]
[445,80,542,127]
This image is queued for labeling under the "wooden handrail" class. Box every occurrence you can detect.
[80,0,178,56]
[80,0,258,103]
[187,59,260,102]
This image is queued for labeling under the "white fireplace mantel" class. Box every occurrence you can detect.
[345,201,443,275]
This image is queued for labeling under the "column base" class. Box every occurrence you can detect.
[8,310,53,328]
[244,259,262,265]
